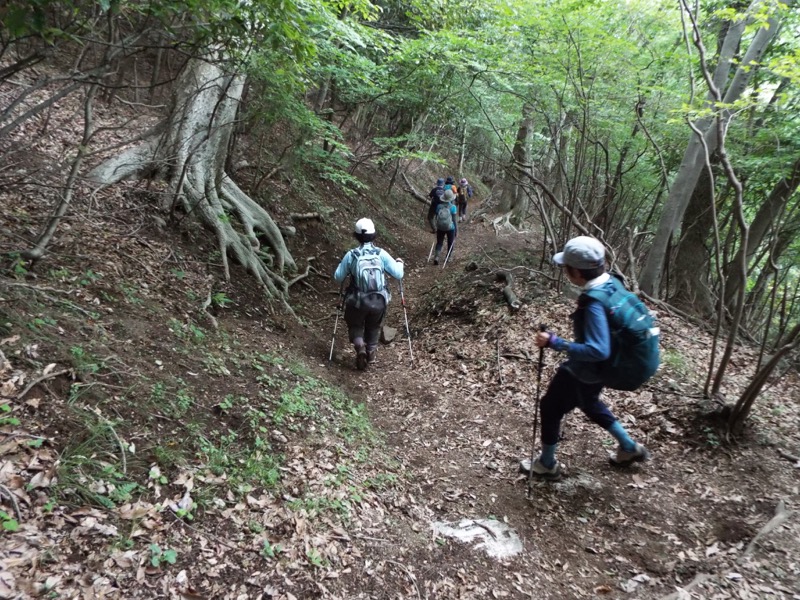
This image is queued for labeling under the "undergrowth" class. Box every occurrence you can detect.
[0,269,392,525]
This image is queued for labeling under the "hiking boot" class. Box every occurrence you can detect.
[367,348,377,363]
[433,257,439,266]
[609,443,651,467]
[355,347,368,371]
[518,457,561,481]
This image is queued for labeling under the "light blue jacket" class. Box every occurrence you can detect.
[334,243,404,284]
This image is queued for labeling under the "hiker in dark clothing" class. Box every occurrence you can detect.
[333,218,404,370]
[432,189,458,265]
[520,236,650,479]
[457,178,472,222]
[427,178,445,231]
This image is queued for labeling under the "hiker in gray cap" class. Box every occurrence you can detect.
[520,236,651,479]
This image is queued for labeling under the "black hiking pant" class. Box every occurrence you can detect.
[344,292,386,351]
[435,229,456,259]
[540,367,616,446]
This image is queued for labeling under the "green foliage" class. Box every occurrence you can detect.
[703,426,721,448]
[26,316,57,331]
[79,270,101,286]
[149,544,178,568]
[662,349,688,376]
[70,345,100,375]
[211,292,232,308]
[261,540,282,559]
[0,403,20,427]
[0,511,19,533]
[274,383,318,425]
[306,547,327,568]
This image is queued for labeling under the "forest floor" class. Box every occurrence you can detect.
[1,81,800,599]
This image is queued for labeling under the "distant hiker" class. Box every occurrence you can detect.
[427,178,446,232]
[444,175,456,193]
[457,178,473,222]
[520,236,653,479]
[432,189,458,266]
[333,218,404,370]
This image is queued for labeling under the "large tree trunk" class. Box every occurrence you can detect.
[638,1,784,296]
[670,162,717,315]
[88,58,296,305]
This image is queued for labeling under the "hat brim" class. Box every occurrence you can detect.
[552,252,566,265]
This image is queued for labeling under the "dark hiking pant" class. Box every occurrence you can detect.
[540,367,617,446]
[458,200,467,218]
[344,293,386,351]
[435,229,456,258]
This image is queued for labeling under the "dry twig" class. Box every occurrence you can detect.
[16,369,71,401]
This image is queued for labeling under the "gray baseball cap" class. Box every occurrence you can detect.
[553,236,605,269]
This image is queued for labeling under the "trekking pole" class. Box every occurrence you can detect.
[526,324,547,498]
[427,239,435,263]
[442,237,456,269]
[328,281,346,362]
[398,279,415,369]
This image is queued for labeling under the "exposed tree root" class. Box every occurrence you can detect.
[739,499,791,562]
[88,57,295,311]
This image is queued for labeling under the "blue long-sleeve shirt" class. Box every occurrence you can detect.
[548,273,612,384]
[333,242,404,284]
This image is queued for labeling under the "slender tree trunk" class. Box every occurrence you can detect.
[22,85,99,261]
[458,120,467,177]
[500,104,533,226]
[723,155,800,308]
[727,323,800,434]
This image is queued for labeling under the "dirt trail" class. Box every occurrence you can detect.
[310,216,800,599]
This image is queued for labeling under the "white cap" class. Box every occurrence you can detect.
[444,189,456,202]
[354,218,375,235]
[553,236,605,269]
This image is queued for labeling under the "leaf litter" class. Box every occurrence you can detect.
[0,72,799,599]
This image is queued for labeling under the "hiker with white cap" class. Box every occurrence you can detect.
[333,218,404,370]
[520,235,651,479]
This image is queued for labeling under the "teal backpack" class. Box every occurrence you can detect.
[583,276,660,391]
[435,202,453,231]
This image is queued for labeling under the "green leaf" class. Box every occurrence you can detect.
[3,519,20,532]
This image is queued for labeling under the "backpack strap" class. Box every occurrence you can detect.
[584,280,652,343]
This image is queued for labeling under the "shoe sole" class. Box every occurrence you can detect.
[518,462,562,481]
[609,449,651,468]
